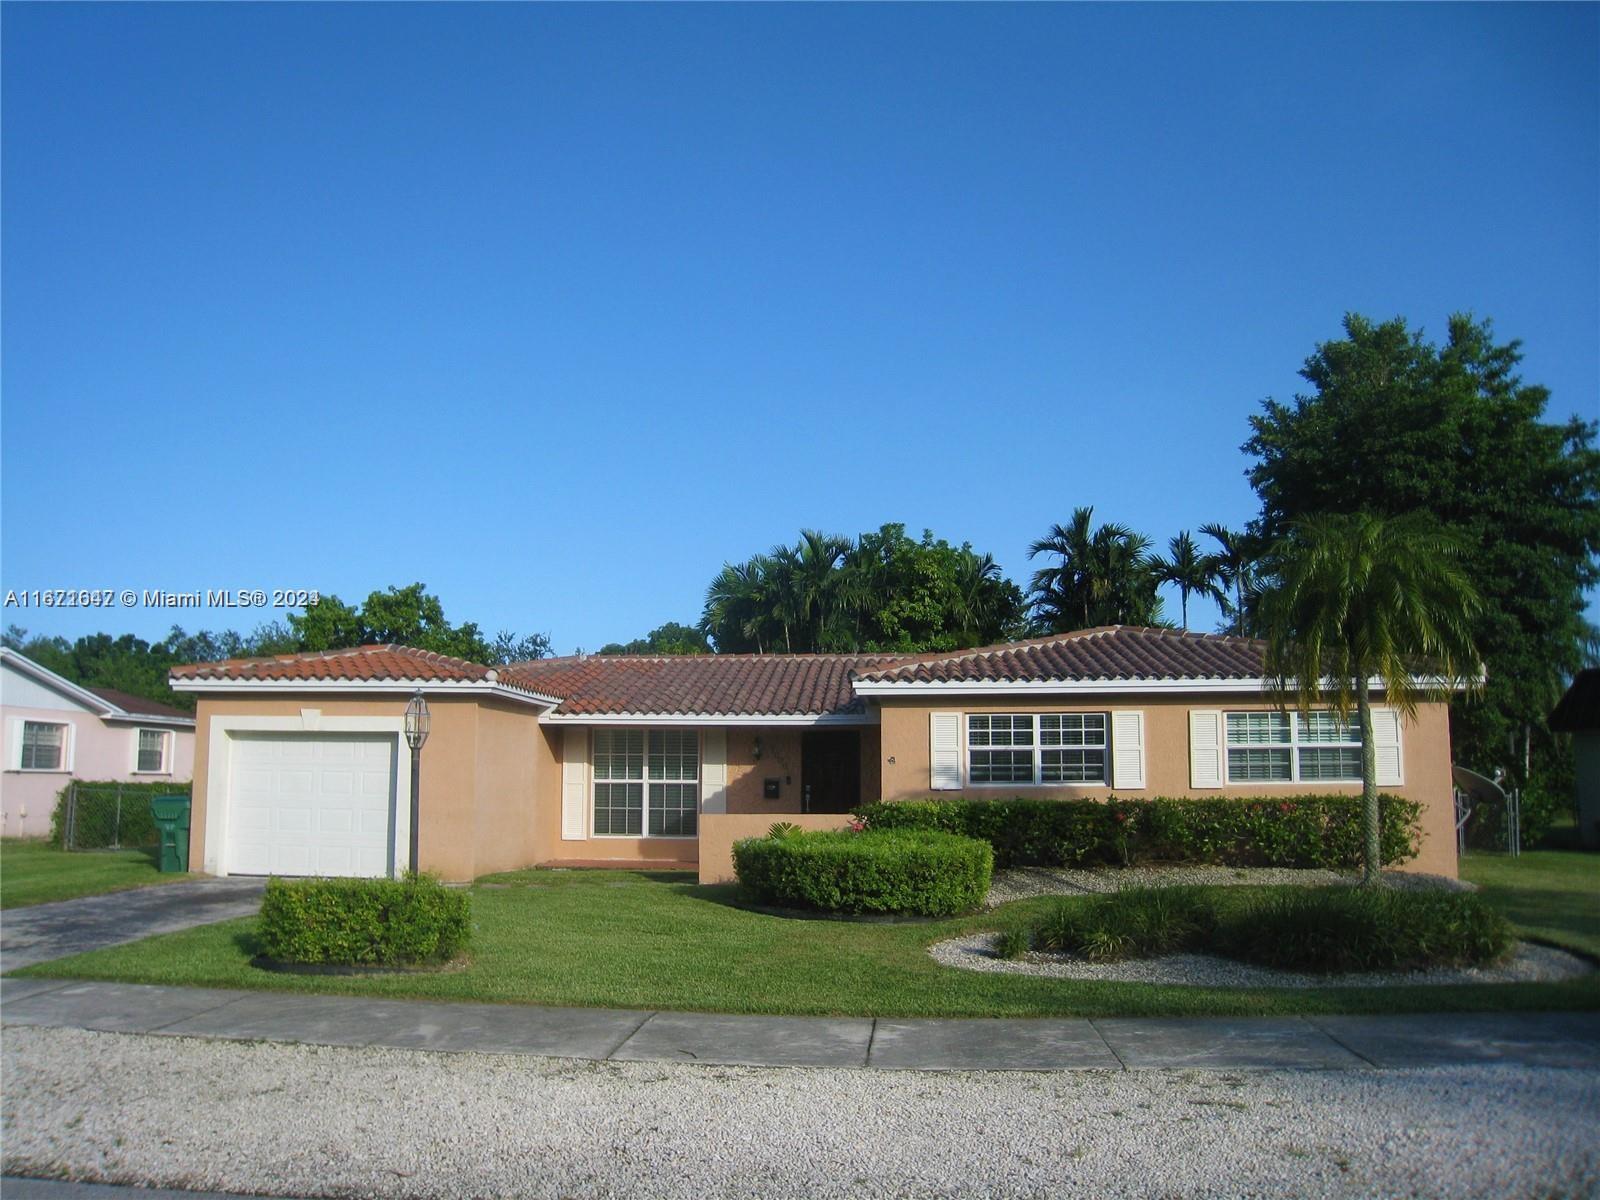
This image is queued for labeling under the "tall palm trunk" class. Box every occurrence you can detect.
[1356,682,1380,886]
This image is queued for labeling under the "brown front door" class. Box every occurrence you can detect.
[801,730,861,814]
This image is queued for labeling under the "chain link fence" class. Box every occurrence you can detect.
[53,782,190,851]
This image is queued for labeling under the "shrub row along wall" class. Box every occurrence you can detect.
[732,829,993,918]
[853,795,1423,871]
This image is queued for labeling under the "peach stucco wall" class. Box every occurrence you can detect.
[876,694,1459,878]
[697,811,855,884]
[188,693,543,883]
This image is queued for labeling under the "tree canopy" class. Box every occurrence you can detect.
[698,524,1027,654]
[597,622,711,656]
[1244,312,1600,783]
[1026,507,1165,632]
[3,583,551,712]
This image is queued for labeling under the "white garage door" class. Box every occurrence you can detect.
[226,733,397,878]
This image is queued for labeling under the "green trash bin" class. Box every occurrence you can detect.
[150,794,191,873]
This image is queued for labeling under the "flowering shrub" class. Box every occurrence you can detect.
[851,795,1422,871]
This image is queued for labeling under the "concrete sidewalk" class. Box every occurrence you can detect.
[4,976,1598,1072]
[0,879,266,971]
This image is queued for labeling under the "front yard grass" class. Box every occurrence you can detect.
[0,839,192,909]
[14,867,1598,1017]
[1461,849,1600,958]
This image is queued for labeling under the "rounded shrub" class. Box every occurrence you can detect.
[732,829,993,918]
[257,873,471,966]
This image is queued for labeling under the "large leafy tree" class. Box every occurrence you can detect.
[290,582,551,664]
[1244,313,1600,786]
[1027,507,1163,632]
[1257,512,1482,884]
[1149,531,1223,631]
[698,525,1025,654]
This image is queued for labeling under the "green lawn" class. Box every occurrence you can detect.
[0,839,192,909]
[15,867,1599,1018]
[1461,849,1600,958]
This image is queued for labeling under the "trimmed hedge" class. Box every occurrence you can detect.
[853,795,1422,871]
[1020,885,1513,974]
[49,781,190,850]
[732,829,993,918]
[257,874,471,966]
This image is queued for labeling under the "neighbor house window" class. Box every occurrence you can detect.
[1225,710,1362,783]
[592,729,699,837]
[968,714,1107,786]
[136,729,168,773]
[19,722,66,771]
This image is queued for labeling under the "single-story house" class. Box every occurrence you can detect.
[169,626,1461,882]
[2,647,197,837]
[1549,668,1599,849]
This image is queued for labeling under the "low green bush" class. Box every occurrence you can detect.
[854,794,1422,871]
[732,829,993,918]
[1018,885,1512,973]
[257,874,471,966]
[1033,886,1213,961]
[1212,887,1515,974]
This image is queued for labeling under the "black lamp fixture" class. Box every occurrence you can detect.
[752,735,763,762]
[404,691,430,874]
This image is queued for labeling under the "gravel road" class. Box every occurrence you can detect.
[5,1026,1596,1199]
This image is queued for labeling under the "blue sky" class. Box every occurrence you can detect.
[3,3,1596,654]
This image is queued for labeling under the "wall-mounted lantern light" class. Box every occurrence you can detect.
[752,735,763,762]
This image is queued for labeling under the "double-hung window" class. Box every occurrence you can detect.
[968,714,1107,786]
[592,729,699,837]
[136,729,168,773]
[1224,711,1362,783]
[19,721,66,771]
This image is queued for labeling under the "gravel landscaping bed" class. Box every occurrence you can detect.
[984,865,1472,908]
[5,1026,1597,1200]
[931,933,1594,988]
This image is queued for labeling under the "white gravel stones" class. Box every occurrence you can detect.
[984,865,1473,908]
[4,1025,1596,1199]
[930,933,1595,988]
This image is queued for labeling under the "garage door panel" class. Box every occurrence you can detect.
[225,733,396,879]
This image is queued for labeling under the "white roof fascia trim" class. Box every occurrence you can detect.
[541,712,879,727]
[100,713,196,729]
[1,647,120,716]
[169,677,562,709]
[851,675,1471,696]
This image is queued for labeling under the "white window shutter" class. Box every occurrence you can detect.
[929,712,963,791]
[1111,710,1146,790]
[1189,710,1224,789]
[8,719,22,771]
[1372,708,1404,786]
[561,728,588,840]
[701,729,727,814]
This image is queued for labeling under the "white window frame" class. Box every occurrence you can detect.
[966,713,1109,788]
[1223,710,1363,785]
[134,727,170,774]
[16,720,70,772]
[591,728,700,840]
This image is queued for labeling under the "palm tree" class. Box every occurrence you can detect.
[1199,523,1261,636]
[1029,507,1161,632]
[1149,531,1225,630]
[788,530,853,651]
[700,559,773,653]
[1255,511,1481,884]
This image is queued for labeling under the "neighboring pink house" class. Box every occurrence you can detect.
[1,648,196,838]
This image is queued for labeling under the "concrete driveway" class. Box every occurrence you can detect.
[1,878,266,972]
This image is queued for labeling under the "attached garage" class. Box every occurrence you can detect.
[225,732,397,877]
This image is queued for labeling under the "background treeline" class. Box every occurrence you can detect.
[6,313,1596,812]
